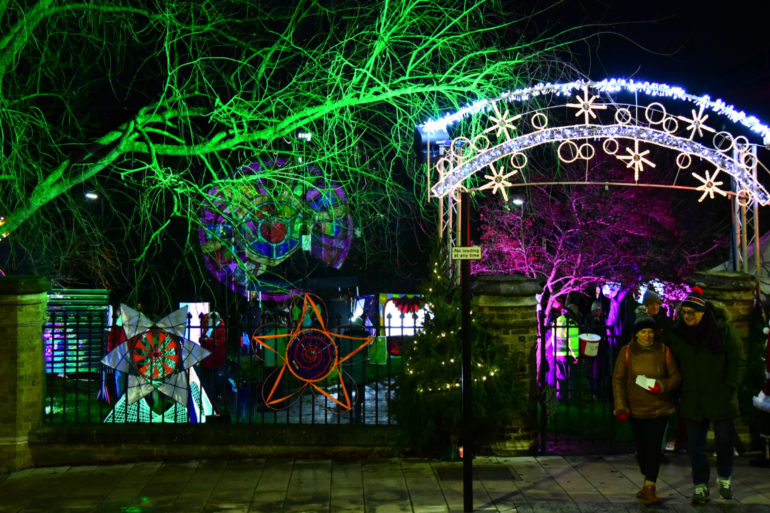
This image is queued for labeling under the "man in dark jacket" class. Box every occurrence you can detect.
[643,289,674,341]
[668,287,745,504]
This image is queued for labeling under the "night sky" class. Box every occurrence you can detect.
[564,1,770,121]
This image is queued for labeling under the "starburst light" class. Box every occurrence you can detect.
[693,168,727,202]
[566,87,607,125]
[617,139,656,181]
[485,102,521,140]
[479,164,517,201]
[678,104,715,140]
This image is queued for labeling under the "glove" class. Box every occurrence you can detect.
[615,411,630,422]
[648,382,661,394]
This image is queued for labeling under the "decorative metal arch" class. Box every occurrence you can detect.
[419,78,770,272]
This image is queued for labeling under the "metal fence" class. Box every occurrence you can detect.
[537,320,634,454]
[43,306,421,426]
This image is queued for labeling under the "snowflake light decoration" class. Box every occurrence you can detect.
[617,139,656,181]
[678,104,716,140]
[566,87,607,125]
[484,102,521,140]
[101,305,210,406]
[478,164,517,201]
[693,168,727,202]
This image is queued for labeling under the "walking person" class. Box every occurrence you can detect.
[668,287,746,504]
[613,308,681,505]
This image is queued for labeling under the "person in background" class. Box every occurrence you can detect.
[667,287,746,504]
[555,303,581,400]
[613,308,681,505]
[643,289,673,339]
[582,301,609,399]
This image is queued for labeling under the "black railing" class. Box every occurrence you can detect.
[43,309,421,426]
[537,319,633,454]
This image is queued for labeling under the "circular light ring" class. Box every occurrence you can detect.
[451,137,473,159]
[558,140,581,163]
[676,152,692,169]
[615,108,633,125]
[736,188,754,207]
[471,133,491,153]
[602,137,619,155]
[129,330,182,381]
[531,112,549,130]
[509,152,528,169]
[741,150,757,169]
[734,135,750,153]
[578,143,595,160]
[644,102,667,125]
[662,116,679,134]
[713,131,734,153]
[285,329,338,382]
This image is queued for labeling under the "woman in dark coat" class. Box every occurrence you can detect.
[667,287,745,504]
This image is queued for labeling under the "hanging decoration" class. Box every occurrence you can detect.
[199,160,354,297]
[101,304,210,406]
[251,293,373,410]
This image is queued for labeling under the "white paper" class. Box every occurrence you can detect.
[635,374,656,390]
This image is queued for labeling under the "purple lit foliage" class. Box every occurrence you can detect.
[472,150,729,325]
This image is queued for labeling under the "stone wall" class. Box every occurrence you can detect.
[0,276,49,472]
[690,270,756,343]
[472,274,541,454]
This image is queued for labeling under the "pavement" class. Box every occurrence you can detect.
[1,452,770,512]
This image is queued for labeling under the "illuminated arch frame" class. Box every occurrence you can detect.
[422,78,770,206]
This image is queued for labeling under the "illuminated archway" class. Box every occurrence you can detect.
[420,78,770,270]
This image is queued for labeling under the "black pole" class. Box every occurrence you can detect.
[460,191,473,512]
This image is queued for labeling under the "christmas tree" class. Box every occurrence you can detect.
[391,242,524,457]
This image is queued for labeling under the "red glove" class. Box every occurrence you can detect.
[648,382,661,394]
[615,411,630,422]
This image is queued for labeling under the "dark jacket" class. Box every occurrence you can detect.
[667,301,746,422]
[613,339,681,419]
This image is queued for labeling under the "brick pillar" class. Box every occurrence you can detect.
[0,276,49,472]
[473,274,540,454]
[691,270,756,341]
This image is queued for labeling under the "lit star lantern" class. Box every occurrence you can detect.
[252,294,373,410]
[101,305,210,405]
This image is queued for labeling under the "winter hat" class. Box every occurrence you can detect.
[590,301,601,312]
[642,289,662,306]
[682,286,707,312]
[633,306,656,334]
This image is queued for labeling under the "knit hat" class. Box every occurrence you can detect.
[590,301,601,312]
[633,306,656,334]
[682,286,707,312]
[642,289,662,306]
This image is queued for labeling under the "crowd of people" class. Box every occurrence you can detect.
[551,286,747,505]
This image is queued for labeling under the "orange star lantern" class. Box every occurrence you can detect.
[252,294,373,410]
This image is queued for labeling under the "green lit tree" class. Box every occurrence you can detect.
[391,243,524,456]
[0,0,581,308]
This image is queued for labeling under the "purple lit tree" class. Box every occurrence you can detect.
[472,151,729,328]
